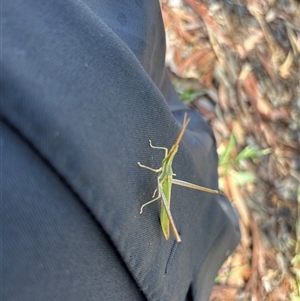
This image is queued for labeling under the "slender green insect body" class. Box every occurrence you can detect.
[138,114,219,242]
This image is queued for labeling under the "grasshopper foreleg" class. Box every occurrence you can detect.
[149,140,168,157]
[137,162,162,173]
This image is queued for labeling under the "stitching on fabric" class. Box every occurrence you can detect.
[165,238,180,274]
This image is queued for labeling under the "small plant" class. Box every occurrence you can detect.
[218,134,271,187]
[179,88,206,104]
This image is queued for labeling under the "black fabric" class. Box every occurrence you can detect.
[1,1,240,300]
[2,121,146,301]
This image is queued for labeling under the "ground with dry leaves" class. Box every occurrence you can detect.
[160,0,300,300]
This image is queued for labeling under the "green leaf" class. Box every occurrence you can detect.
[230,170,257,186]
[234,146,271,162]
[219,134,236,169]
[179,89,206,104]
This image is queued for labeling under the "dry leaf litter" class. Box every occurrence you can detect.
[160,0,300,300]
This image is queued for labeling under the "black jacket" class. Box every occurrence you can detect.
[2,1,240,300]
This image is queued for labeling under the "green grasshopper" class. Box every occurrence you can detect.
[138,114,219,242]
